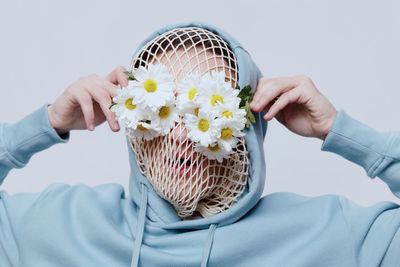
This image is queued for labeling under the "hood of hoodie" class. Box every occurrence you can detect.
[126,22,267,230]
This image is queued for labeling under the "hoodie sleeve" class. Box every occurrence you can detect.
[321,110,400,198]
[0,104,70,265]
[321,110,400,266]
[0,104,70,184]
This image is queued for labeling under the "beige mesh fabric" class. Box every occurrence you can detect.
[127,27,250,219]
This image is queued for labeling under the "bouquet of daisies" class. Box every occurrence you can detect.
[109,63,255,163]
[109,64,180,141]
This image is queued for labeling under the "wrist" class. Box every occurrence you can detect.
[318,109,338,141]
[47,104,70,135]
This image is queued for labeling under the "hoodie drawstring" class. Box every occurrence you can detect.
[131,183,148,267]
[201,223,218,267]
[130,183,218,267]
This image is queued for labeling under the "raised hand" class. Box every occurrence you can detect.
[250,76,337,140]
[48,66,129,135]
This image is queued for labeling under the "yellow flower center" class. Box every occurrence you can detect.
[124,98,136,110]
[221,128,233,140]
[210,94,224,106]
[208,144,221,152]
[159,106,171,119]
[137,124,148,132]
[144,79,158,93]
[194,107,199,116]
[187,87,197,100]
[198,119,209,132]
[222,110,233,118]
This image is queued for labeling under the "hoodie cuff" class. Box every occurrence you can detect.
[320,110,394,178]
[1,103,70,170]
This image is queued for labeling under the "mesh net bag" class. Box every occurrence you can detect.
[127,27,250,219]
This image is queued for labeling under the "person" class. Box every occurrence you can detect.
[0,22,398,267]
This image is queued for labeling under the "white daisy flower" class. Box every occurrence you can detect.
[126,124,159,141]
[183,104,201,117]
[110,87,143,128]
[215,101,247,129]
[194,142,230,163]
[122,105,162,141]
[215,117,246,152]
[176,73,202,114]
[197,71,240,110]
[157,99,180,135]
[126,117,161,141]
[184,108,218,147]
[129,64,175,111]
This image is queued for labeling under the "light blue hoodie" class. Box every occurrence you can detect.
[0,22,399,267]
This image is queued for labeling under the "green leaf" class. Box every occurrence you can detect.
[237,85,254,108]
[236,84,256,128]
[238,85,252,97]
[243,101,256,128]
[124,70,136,81]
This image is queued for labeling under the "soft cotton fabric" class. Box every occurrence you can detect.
[0,22,399,267]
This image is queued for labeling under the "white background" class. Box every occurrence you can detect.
[1,0,399,206]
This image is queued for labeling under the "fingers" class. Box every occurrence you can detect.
[263,88,301,120]
[106,66,129,87]
[250,77,298,113]
[103,80,119,97]
[75,90,96,131]
[85,75,120,132]
[92,76,119,98]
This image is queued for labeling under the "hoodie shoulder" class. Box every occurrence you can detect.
[0,182,140,266]
[244,192,345,222]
